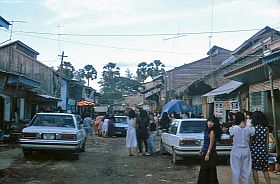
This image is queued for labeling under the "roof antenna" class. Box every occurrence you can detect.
[209,0,214,71]
[9,20,27,42]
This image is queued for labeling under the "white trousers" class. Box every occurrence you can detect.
[230,146,252,184]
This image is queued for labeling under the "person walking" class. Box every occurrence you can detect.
[93,115,100,135]
[126,109,137,156]
[197,115,222,184]
[83,113,93,144]
[159,112,170,132]
[108,115,116,137]
[148,113,157,154]
[102,114,110,138]
[97,116,104,137]
[251,111,271,184]
[229,112,255,184]
[136,109,150,156]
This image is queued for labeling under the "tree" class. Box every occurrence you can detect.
[99,62,120,89]
[125,68,133,79]
[57,61,75,79]
[147,60,166,78]
[136,62,148,82]
[73,69,86,85]
[83,64,97,87]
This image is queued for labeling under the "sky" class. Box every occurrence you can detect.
[0,0,280,91]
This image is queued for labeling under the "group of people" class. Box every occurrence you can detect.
[198,110,278,184]
[126,109,160,156]
[82,113,116,143]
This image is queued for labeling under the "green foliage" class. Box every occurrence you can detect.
[57,61,75,79]
[83,64,97,86]
[136,62,148,82]
[136,60,166,82]
[73,69,86,85]
[98,62,141,104]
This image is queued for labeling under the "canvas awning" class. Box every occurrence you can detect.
[202,80,243,97]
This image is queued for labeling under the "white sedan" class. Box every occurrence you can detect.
[20,113,86,160]
[160,118,232,164]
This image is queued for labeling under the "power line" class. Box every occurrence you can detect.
[14,32,207,55]
[14,28,265,37]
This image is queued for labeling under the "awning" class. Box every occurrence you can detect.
[202,80,243,97]
[7,75,41,88]
[0,16,10,30]
[37,94,59,100]
[262,50,280,65]
[77,100,94,106]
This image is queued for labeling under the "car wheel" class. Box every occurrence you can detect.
[80,141,86,152]
[23,149,32,158]
[172,149,178,164]
[72,152,80,160]
[160,140,167,155]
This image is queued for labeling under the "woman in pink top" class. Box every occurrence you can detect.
[97,116,104,137]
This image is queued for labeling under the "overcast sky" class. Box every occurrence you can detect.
[0,0,280,90]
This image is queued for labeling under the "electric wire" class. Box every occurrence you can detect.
[14,32,207,55]
[14,28,265,37]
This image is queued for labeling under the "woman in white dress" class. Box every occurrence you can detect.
[126,109,137,156]
[102,114,109,137]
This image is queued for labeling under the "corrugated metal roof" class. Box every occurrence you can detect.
[202,80,243,97]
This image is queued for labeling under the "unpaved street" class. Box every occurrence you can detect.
[0,135,268,184]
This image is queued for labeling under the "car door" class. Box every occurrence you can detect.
[164,121,179,153]
[75,116,86,145]
[169,121,179,147]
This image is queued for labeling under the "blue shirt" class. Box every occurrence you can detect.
[202,131,216,154]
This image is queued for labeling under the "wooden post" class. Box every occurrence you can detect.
[267,64,279,156]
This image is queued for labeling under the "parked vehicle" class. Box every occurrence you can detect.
[114,116,128,136]
[19,113,86,160]
[160,118,232,164]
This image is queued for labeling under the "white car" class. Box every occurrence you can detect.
[160,118,232,164]
[114,116,128,136]
[20,113,86,160]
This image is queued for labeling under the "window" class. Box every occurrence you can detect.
[31,114,75,128]
[170,121,178,135]
[179,120,205,133]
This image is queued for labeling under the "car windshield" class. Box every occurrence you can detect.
[179,120,205,133]
[115,117,128,124]
[31,114,75,128]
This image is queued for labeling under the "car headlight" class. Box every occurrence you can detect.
[56,134,77,140]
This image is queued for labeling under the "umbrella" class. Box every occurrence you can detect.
[161,99,192,115]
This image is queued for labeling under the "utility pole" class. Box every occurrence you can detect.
[56,51,67,96]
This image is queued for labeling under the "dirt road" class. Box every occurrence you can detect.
[0,136,237,184]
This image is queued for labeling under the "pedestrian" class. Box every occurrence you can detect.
[250,111,271,184]
[126,109,137,156]
[148,113,157,154]
[268,126,276,153]
[136,109,150,156]
[93,115,100,135]
[197,115,222,184]
[83,113,93,144]
[108,115,116,137]
[102,114,109,138]
[245,111,253,127]
[159,112,170,133]
[98,116,104,137]
[229,112,255,184]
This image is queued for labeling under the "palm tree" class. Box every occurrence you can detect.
[83,64,97,86]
